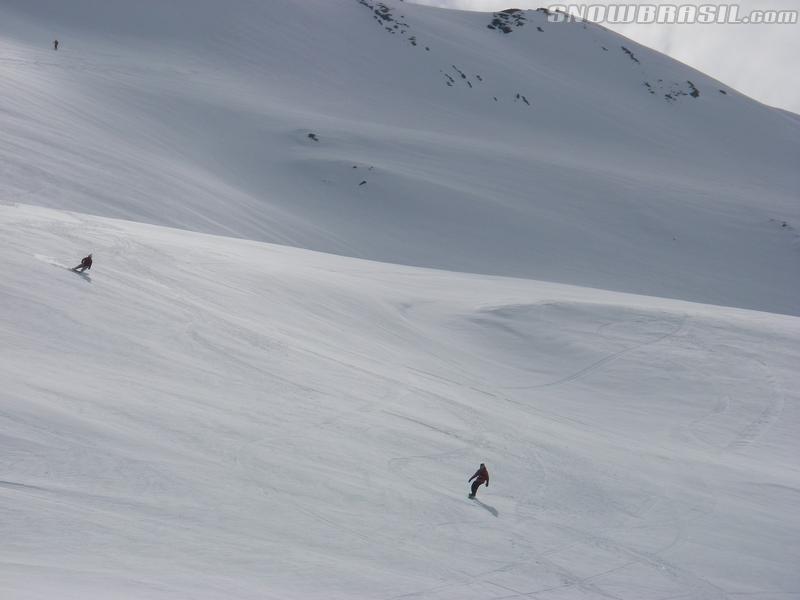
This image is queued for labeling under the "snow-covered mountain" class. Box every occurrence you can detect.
[1,2,799,599]
[1,0,797,314]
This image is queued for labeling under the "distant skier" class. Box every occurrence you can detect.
[468,463,489,498]
[72,253,92,272]
[53,39,59,51]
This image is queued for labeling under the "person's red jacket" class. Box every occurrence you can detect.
[469,464,489,486]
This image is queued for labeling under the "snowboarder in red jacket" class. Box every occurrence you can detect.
[468,463,489,498]
[72,253,92,272]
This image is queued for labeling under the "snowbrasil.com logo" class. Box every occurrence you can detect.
[546,4,798,24]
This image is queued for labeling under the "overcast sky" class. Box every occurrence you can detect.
[409,0,800,114]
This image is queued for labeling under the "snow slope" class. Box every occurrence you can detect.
[1,204,798,599]
[1,1,799,597]
[0,0,798,314]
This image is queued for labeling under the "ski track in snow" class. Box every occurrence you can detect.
[669,333,788,456]
[724,359,786,452]
[502,314,687,391]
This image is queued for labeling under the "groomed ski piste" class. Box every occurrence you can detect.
[3,205,799,599]
[1,0,799,598]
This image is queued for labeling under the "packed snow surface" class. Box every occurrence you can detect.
[1,204,798,599]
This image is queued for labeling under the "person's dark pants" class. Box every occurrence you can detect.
[470,479,485,496]
[73,265,88,272]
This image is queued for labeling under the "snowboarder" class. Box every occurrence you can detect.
[53,39,59,51]
[468,463,489,498]
[72,253,92,272]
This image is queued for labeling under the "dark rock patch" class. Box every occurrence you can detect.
[621,46,640,63]
[488,8,526,33]
[358,0,411,36]
[647,80,702,102]
[513,93,531,106]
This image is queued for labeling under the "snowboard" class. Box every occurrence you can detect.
[35,254,88,275]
